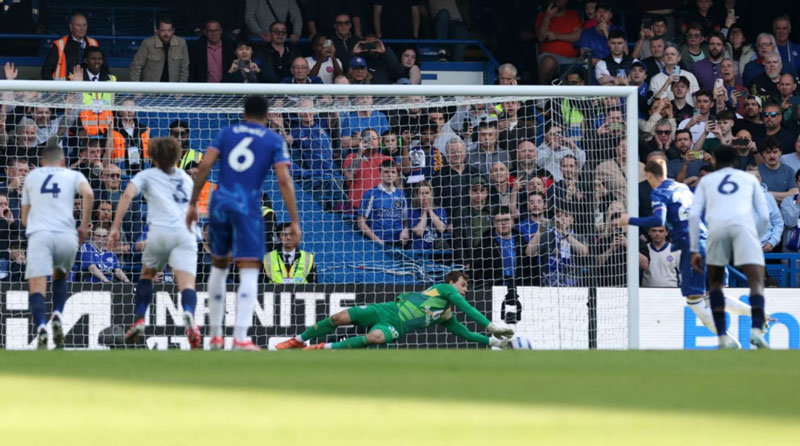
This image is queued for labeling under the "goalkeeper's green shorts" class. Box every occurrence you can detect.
[347,302,403,343]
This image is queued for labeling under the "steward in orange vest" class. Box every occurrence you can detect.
[40,13,99,80]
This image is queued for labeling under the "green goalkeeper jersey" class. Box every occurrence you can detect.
[395,283,490,334]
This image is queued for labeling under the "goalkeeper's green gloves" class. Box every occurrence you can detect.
[487,321,514,337]
[488,336,512,348]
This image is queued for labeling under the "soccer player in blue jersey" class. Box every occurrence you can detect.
[186,96,301,351]
[358,159,410,246]
[620,158,744,346]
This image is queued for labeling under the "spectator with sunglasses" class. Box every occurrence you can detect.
[761,102,798,154]
[331,13,360,71]
[168,120,203,171]
[262,21,301,80]
[645,118,679,160]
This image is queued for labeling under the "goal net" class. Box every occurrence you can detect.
[0,82,639,350]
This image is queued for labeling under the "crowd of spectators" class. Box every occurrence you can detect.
[2,1,800,287]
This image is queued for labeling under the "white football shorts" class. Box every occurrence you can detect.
[25,231,79,279]
[705,224,764,267]
[141,226,198,274]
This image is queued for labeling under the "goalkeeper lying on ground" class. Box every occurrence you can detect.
[276,271,514,350]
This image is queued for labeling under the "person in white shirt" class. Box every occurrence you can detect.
[536,123,586,182]
[306,34,343,84]
[642,226,680,287]
[677,89,715,143]
[108,137,201,349]
[649,43,700,106]
[689,145,771,349]
[21,140,94,349]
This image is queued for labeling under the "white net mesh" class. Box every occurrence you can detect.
[0,85,633,350]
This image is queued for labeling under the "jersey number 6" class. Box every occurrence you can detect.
[717,174,739,195]
[228,136,255,172]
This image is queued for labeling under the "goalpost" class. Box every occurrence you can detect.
[0,81,639,350]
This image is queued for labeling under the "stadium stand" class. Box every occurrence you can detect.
[1,0,799,291]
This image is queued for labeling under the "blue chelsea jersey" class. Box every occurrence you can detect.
[209,122,291,197]
[650,179,707,249]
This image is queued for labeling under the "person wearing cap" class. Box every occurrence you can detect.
[351,35,405,84]
[347,56,371,84]
[629,60,652,118]
[691,31,726,91]
[595,29,635,86]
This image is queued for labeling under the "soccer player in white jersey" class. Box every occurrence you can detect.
[689,145,771,349]
[108,138,202,349]
[21,140,94,349]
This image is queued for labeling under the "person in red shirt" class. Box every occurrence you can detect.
[342,128,392,210]
[535,0,583,84]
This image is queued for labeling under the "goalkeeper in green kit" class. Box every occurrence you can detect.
[275,271,515,350]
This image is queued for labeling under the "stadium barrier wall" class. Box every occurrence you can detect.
[638,288,800,350]
[3,286,796,350]
[0,283,489,350]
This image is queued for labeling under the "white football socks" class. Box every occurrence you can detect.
[687,296,717,334]
[234,268,259,342]
[722,296,752,316]
[207,266,228,338]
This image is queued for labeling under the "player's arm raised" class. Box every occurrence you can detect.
[77,182,94,244]
[186,148,219,231]
[108,182,138,250]
[275,162,301,243]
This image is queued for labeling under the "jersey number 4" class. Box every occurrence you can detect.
[228,137,255,172]
[40,174,61,198]
[717,174,739,195]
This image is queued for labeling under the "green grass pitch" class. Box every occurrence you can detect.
[1,350,799,445]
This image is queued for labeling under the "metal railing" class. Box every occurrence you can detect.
[0,34,499,82]
[727,253,800,287]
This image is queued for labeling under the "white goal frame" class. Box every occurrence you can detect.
[0,80,640,349]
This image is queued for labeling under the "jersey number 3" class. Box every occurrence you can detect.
[228,136,255,172]
[717,174,739,195]
[40,174,61,198]
[171,179,189,203]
